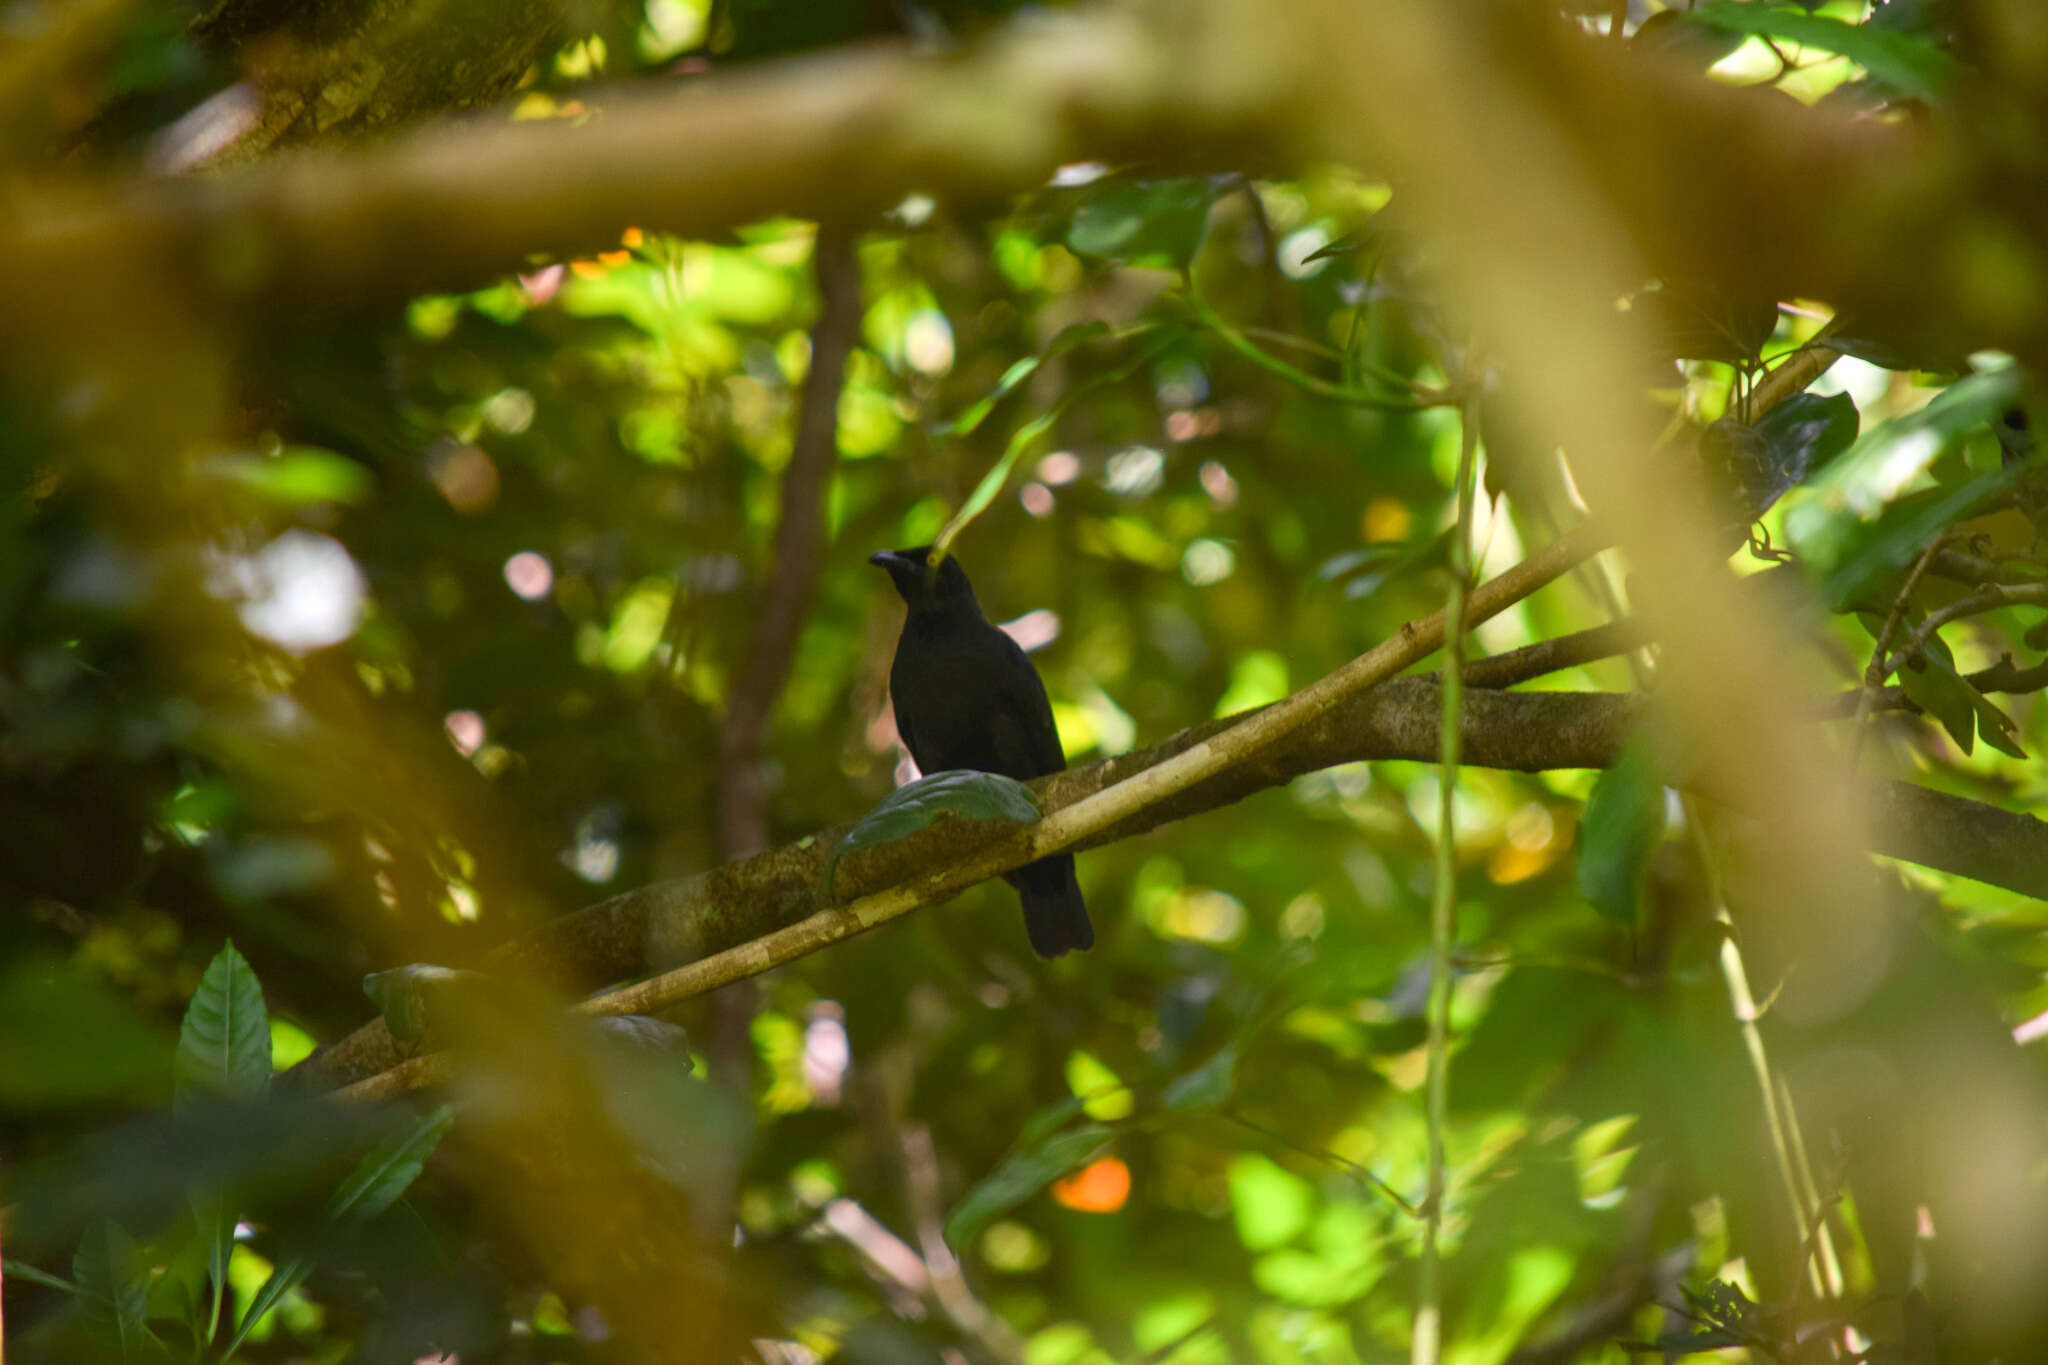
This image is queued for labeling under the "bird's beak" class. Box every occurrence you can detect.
[868,550,912,571]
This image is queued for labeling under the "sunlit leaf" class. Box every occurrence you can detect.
[946,1124,1111,1249]
[1685,3,1957,99]
[1228,1153,1313,1251]
[822,770,1039,900]
[1577,736,1666,924]
[208,448,375,508]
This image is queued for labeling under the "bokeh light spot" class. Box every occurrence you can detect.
[444,709,485,757]
[503,551,554,601]
[1053,1157,1131,1214]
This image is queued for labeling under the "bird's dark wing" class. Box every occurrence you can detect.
[989,630,1068,779]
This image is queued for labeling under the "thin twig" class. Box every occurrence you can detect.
[1846,533,1954,769]
[1220,1110,1418,1217]
[1887,582,2048,674]
[1745,320,1841,421]
[1462,619,1644,689]
[1182,280,1452,409]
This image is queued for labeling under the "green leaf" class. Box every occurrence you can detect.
[223,1104,456,1360]
[175,941,271,1111]
[1900,642,1978,756]
[1067,178,1215,268]
[1685,3,1958,100]
[73,1219,149,1355]
[1577,737,1667,924]
[361,964,486,1045]
[944,1125,1111,1249]
[1744,390,1859,514]
[208,447,374,507]
[4,1256,80,1293]
[221,1256,311,1360]
[1784,364,2025,607]
[822,770,1040,901]
[328,1102,457,1223]
[942,321,1112,437]
[1161,1046,1236,1112]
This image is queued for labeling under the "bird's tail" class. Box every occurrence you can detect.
[1008,854,1093,958]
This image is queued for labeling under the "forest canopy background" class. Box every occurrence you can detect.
[8,1,2048,1363]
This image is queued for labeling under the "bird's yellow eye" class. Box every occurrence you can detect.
[924,548,943,569]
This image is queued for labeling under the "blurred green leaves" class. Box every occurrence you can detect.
[1576,736,1666,925]
[1067,177,1216,269]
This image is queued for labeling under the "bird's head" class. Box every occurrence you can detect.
[869,546,976,610]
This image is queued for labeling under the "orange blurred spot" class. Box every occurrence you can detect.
[621,226,645,248]
[597,249,632,267]
[569,259,609,279]
[1486,841,1557,886]
[1052,1157,1130,1213]
[1362,497,1412,543]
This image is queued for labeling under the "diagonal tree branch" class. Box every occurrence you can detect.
[303,585,2048,1098]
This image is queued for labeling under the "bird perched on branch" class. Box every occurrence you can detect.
[869,546,1093,957]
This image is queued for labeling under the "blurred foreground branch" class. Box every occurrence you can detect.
[4,0,2047,370]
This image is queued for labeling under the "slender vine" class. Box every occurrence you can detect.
[1413,393,1481,1365]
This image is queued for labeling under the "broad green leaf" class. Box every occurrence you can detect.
[328,1102,457,1223]
[224,1104,456,1360]
[1686,3,1957,100]
[822,770,1040,900]
[175,941,271,1111]
[1784,364,2024,607]
[1160,1045,1236,1112]
[943,321,1112,437]
[1900,641,1978,756]
[1577,737,1667,924]
[73,1219,149,1355]
[186,1180,231,1344]
[1745,390,1858,513]
[1816,466,2020,610]
[1067,178,1215,268]
[944,1125,1111,1249]
[362,964,486,1045]
[176,944,271,1347]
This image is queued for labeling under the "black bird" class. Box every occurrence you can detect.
[869,546,1093,957]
